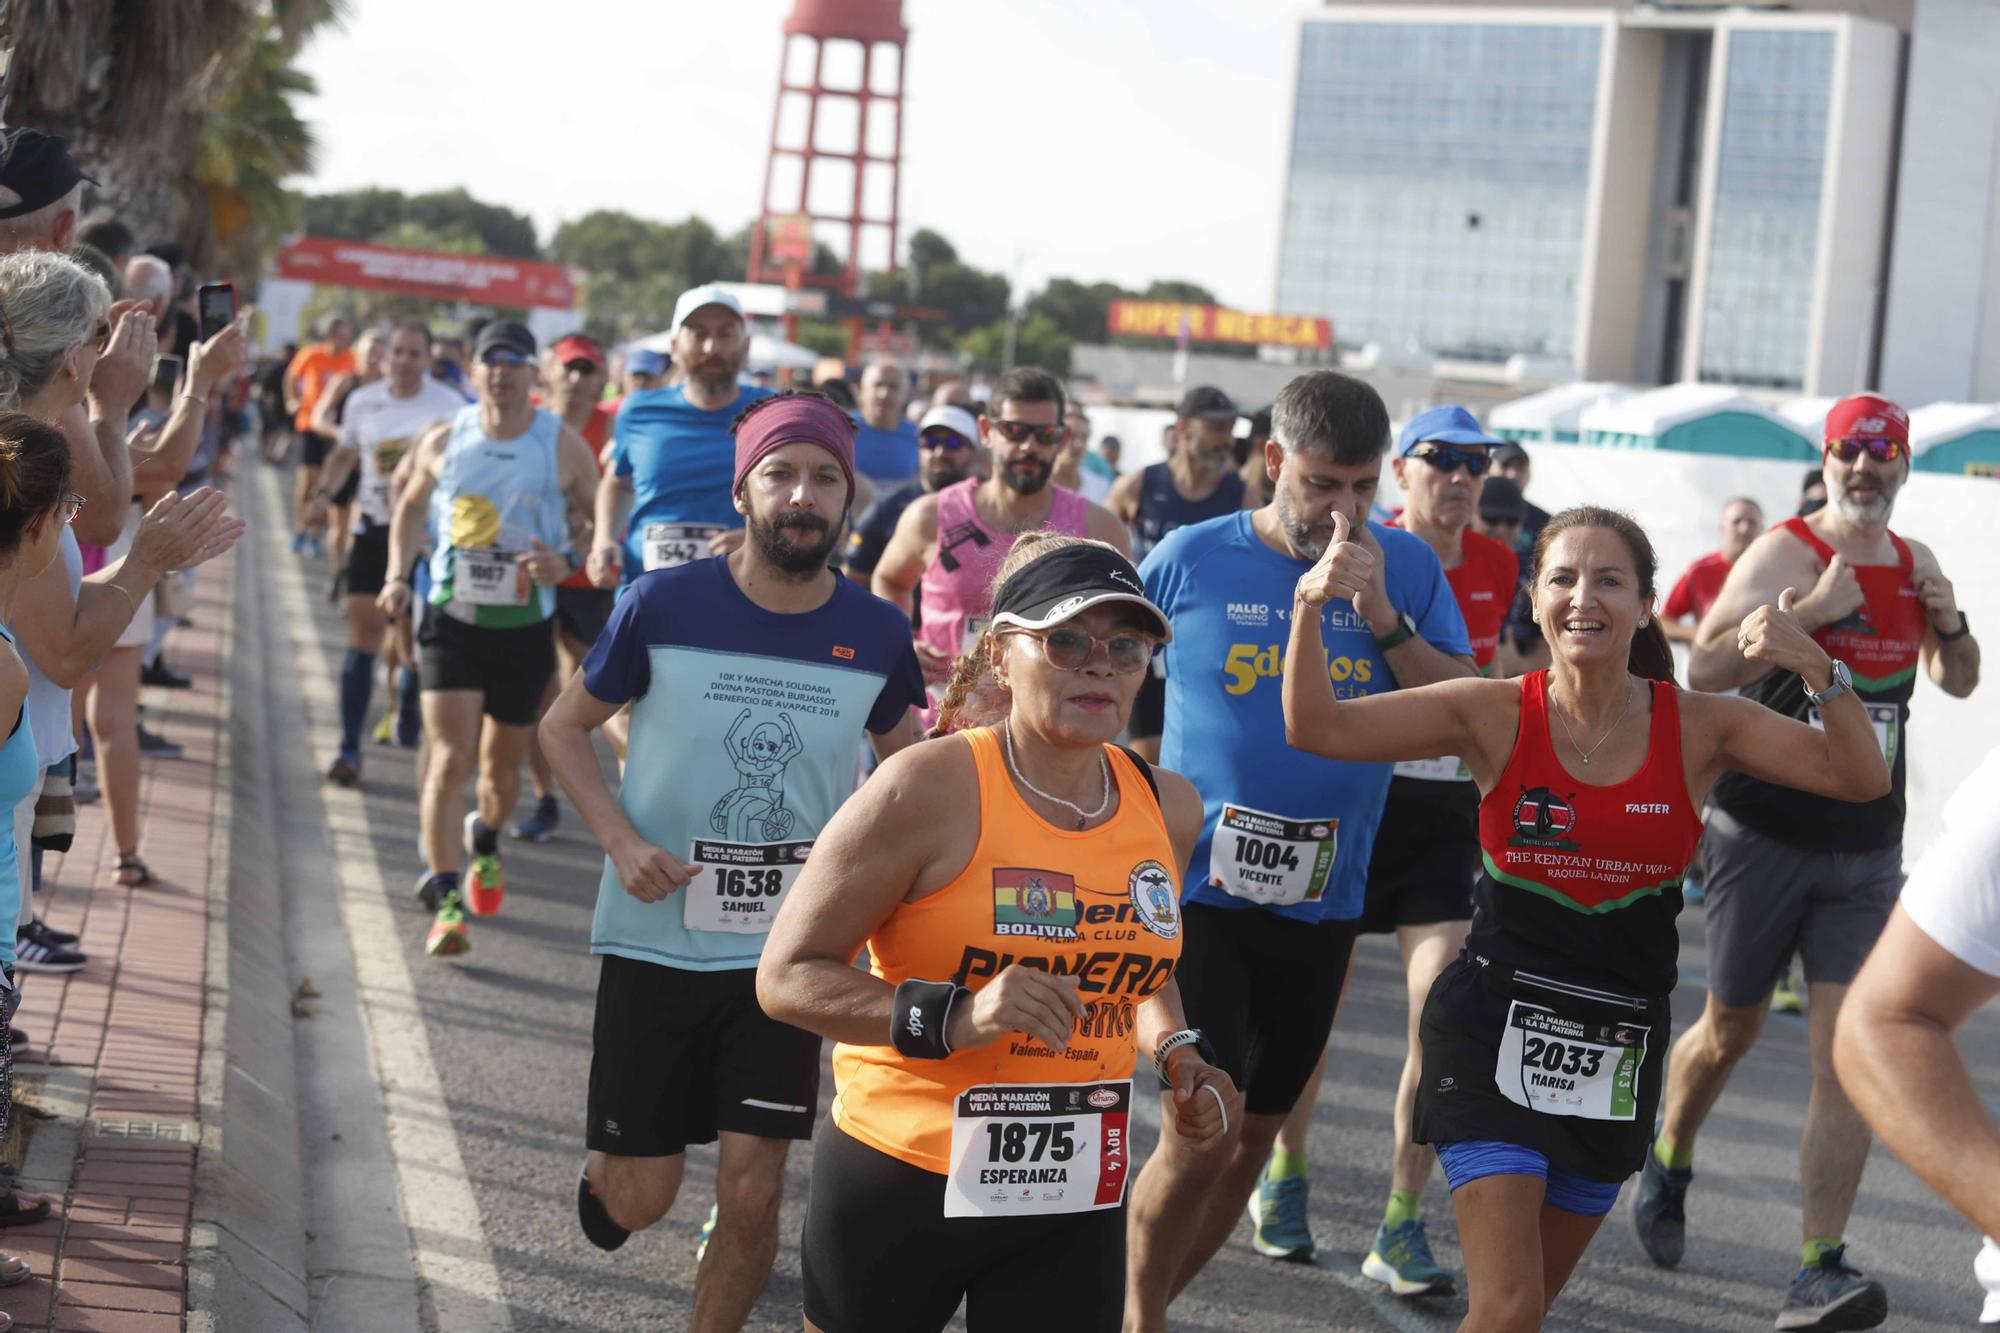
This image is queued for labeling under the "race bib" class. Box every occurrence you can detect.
[455,548,528,606]
[1493,1001,1648,1121]
[1806,702,1899,768]
[1206,804,1337,907]
[682,838,812,934]
[643,522,723,572]
[1393,754,1470,782]
[943,1081,1132,1218]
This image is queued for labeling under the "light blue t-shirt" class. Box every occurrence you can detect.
[1140,511,1468,923]
[852,417,919,483]
[581,557,925,970]
[608,384,771,582]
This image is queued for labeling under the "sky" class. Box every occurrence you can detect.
[293,0,1308,312]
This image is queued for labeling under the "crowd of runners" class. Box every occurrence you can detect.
[3,123,1999,1333]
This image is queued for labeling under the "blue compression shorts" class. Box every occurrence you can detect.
[1434,1140,1624,1218]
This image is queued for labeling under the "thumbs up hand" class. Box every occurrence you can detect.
[1737,585,1831,682]
[1294,509,1379,609]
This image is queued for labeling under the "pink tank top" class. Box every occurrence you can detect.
[916,478,1089,667]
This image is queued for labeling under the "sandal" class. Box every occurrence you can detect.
[114,856,152,888]
[0,1253,30,1286]
[0,1191,51,1229]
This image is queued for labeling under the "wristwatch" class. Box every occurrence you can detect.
[1152,1028,1215,1081]
[1939,612,1971,642]
[1803,658,1853,708]
[1373,611,1418,652]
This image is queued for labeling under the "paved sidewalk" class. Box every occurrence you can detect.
[0,549,236,1333]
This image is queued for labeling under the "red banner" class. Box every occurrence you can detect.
[1107,299,1332,351]
[273,236,583,310]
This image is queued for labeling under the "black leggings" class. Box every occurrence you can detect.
[801,1125,1126,1333]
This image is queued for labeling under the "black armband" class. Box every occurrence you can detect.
[890,978,966,1060]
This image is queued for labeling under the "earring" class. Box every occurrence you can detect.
[1639,617,1648,628]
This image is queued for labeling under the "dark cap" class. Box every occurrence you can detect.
[990,544,1172,642]
[1478,475,1526,523]
[473,320,536,364]
[1177,385,1239,423]
[0,128,96,220]
[1490,441,1530,468]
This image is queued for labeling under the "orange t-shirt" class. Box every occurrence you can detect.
[288,343,356,433]
[831,728,1184,1174]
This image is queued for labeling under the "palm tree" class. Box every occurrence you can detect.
[197,16,321,276]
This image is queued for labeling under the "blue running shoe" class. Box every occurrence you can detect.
[510,794,560,843]
[1247,1173,1315,1262]
[1362,1219,1454,1296]
[1776,1245,1887,1331]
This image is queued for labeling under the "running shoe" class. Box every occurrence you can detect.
[1632,1144,1692,1268]
[140,659,192,690]
[425,885,469,957]
[290,531,307,554]
[304,533,325,559]
[26,921,78,948]
[414,872,446,912]
[463,812,505,917]
[372,711,396,746]
[1771,971,1804,1015]
[1775,1245,1887,1331]
[696,1202,719,1263]
[326,751,360,788]
[510,795,559,844]
[577,1164,630,1252]
[1362,1219,1454,1297]
[1975,1235,2000,1325]
[13,925,86,974]
[1246,1173,1315,1262]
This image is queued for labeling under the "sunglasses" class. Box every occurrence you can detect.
[991,420,1066,447]
[480,349,532,367]
[1826,437,1906,464]
[1408,445,1491,476]
[58,493,85,525]
[1004,625,1159,674]
[920,430,972,452]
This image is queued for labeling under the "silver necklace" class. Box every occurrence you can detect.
[1004,722,1110,828]
[1551,680,1633,766]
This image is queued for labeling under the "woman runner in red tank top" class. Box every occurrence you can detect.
[1279,505,1889,1331]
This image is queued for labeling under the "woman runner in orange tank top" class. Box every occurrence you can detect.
[1278,506,1889,1332]
[760,534,1238,1333]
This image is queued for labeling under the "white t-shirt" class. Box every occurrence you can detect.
[341,379,467,529]
[1900,744,2000,978]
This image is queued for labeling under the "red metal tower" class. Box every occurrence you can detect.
[746,0,907,298]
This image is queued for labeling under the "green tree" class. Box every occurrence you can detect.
[958,313,1071,375]
[1029,277,1131,344]
[1142,279,1218,305]
[301,186,539,257]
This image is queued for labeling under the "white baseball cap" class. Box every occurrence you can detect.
[671,283,745,334]
[918,404,980,445]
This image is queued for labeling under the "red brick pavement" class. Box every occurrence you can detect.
[0,548,237,1332]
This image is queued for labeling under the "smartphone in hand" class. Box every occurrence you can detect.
[196,282,237,342]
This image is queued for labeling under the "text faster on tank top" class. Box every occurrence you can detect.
[1470,672,1704,998]
[1131,462,1244,563]
[915,478,1089,667]
[1710,516,1925,852]
[426,406,567,628]
[831,728,1183,1174]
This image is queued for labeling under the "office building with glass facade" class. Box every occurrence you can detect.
[1275,4,1901,396]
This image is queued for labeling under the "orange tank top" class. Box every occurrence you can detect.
[831,727,1184,1174]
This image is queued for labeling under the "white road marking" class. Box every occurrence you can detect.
[257,465,514,1331]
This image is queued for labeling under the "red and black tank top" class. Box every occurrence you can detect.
[1710,516,1925,852]
[1470,671,1705,998]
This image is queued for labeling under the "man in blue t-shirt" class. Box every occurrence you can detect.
[542,391,924,1315]
[586,283,771,589]
[852,359,920,485]
[1125,371,1474,1330]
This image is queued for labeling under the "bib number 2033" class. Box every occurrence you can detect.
[1495,1001,1648,1121]
[943,1081,1132,1218]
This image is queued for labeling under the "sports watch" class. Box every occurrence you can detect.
[1803,658,1853,709]
[1373,611,1418,652]
[1152,1028,1215,1081]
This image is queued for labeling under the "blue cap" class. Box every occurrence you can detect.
[626,348,668,376]
[1397,404,1501,455]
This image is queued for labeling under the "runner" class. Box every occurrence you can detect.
[1281,503,1890,1332]
[1108,385,1247,762]
[539,392,923,1332]
[1639,394,1978,1331]
[514,333,617,842]
[1478,476,1550,677]
[757,532,1237,1333]
[1124,371,1472,1332]
[378,320,599,957]
[854,359,919,485]
[588,285,768,591]
[311,321,464,786]
[1660,497,1763,644]
[1245,405,1517,1292]
[870,367,1129,712]
[1490,441,1550,548]
[307,326,386,584]
[841,403,980,585]
[284,316,355,557]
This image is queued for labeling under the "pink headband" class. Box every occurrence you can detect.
[733,394,858,503]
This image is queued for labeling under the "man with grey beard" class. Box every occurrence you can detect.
[1634,393,1980,1333]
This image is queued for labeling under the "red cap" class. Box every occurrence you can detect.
[1824,393,1909,447]
[551,334,606,372]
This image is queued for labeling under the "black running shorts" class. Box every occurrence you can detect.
[1174,902,1358,1117]
[1357,780,1479,936]
[299,429,335,469]
[586,954,820,1158]
[344,522,390,597]
[801,1125,1125,1333]
[416,606,555,726]
[554,585,615,650]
